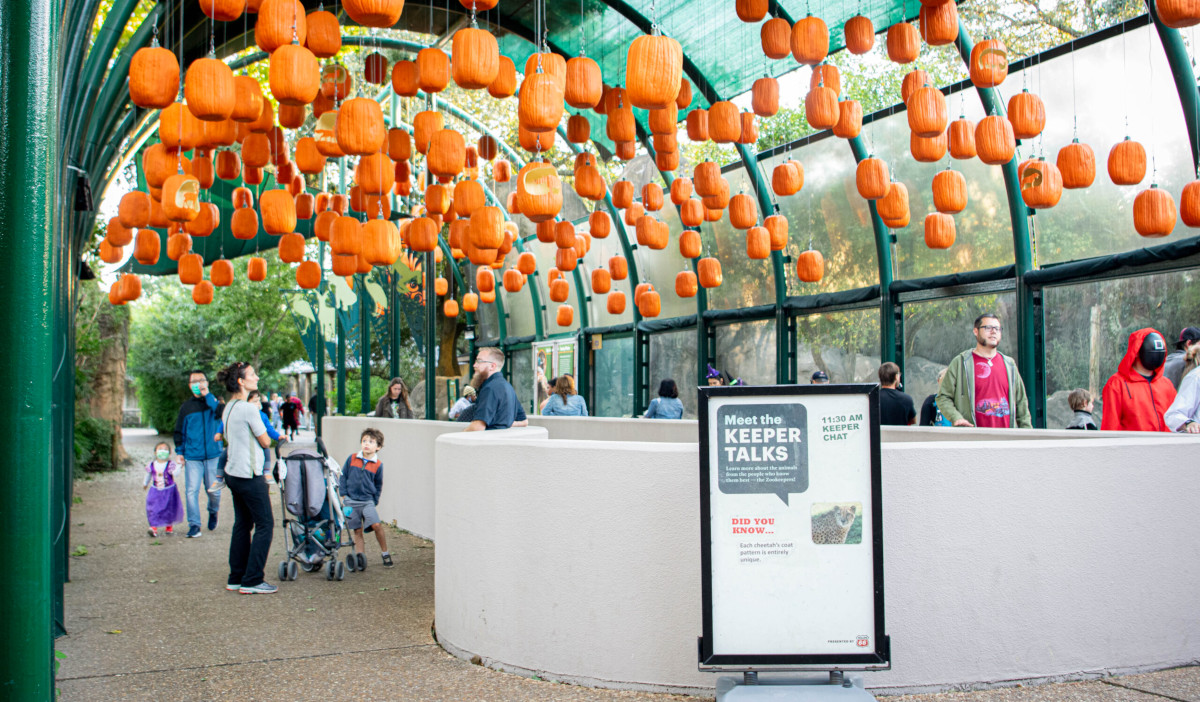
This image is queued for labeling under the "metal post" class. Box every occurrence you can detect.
[847,136,898,364]
[315,252,326,436]
[337,156,347,416]
[424,94,437,419]
[0,0,58,692]
[359,273,370,414]
[390,271,400,379]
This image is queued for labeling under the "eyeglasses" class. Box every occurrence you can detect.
[978,325,1002,332]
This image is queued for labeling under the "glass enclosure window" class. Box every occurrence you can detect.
[592,335,634,417]
[577,222,634,327]
[714,320,777,385]
[509,347,534,417]
[649,329,699,419]
[860,90,1014,281]
[902,292,1017,411]
[795,307,882,384]
[700,168,777,310]
[767,135,880,295]
[494,246,535,339]
[525,236,582,335]
[630,188,699,320]
[1042,270,1200,428]
[1027,25,1196,265]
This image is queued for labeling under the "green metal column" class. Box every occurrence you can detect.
[359,273,370,414]
[316,247,326,436]
[389,271,400,379]
[847,135,898,366]
[424,96,437,419]
[337,316,347,415]
[0,0,59,693]
[1148,1,1200,173]
[955,24,1037,423]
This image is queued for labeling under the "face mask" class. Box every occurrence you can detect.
[156,449,170,460]
[1138,333,1167,371]
[190,383,202,395]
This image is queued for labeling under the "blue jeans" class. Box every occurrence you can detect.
[185,457,221,528]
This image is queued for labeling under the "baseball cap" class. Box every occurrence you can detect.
[1178,326,1200,349]
[811,370,829,383]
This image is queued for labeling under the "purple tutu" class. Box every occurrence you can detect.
[146,485,184,527]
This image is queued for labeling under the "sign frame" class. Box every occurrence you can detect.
[697,383,890,671]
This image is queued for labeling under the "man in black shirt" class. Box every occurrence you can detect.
[878,362,916,426]
[465,347,529,431]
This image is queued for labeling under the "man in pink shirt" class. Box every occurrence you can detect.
[934,314,1032,429]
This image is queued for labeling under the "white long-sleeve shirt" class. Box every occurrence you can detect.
[1164,367,1200,431]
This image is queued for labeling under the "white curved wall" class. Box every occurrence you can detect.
[433,430,1200,694]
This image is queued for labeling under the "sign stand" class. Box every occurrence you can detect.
[698,384,889,701]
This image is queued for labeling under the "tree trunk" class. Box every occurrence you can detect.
[87,310,129,463]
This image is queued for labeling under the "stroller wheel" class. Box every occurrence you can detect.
[346,553,358,572]
[300,561,319,573]
[277,561,288,582]
[287,561,298,581]
[326,561,336,581]
[336,562,346,581]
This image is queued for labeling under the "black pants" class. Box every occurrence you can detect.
[226,474,274,587]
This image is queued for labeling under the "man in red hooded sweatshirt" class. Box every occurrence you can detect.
[1101,328,1177,431]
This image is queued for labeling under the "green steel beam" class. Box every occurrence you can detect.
[337,158,347,415]
[1147,5,1200,178]
[0,0,59,691]
[847,135,898,367]
[955,23,1038,425]
[423,94,437,419]
[316,241,327,436]
[359,272,370,414]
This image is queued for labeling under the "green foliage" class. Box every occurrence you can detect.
[128,251,305,433]
[74,413,120,474]
[74,275,129,401]
[71,545,88,557]
[344,372,392,416]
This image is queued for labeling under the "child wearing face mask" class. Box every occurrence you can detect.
[144,441,184,537]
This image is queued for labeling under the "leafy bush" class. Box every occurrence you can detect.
[74,412,118,474]
[343,372,392,416]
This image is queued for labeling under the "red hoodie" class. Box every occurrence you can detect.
[1101,328,1177,431]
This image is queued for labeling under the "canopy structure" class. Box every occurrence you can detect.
[4,0,1200,697]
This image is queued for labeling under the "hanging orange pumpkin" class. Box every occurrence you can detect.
[670,177,694,205]
[1108,137,1147,186]
[255,0,307,51]
[772,161,804,197]
[162,174,202,222]
[764,214,788,250]
[932,169,967,214]
[565,56,602,109]
[844,15,875,55]
[796,249,824,282]
[974,115,1015,165]
[970,38,1008,88]
[451,27,500,90]
[695,257,722,289]
[178,252,203,284]
[856,158,889,200]
[910,129,948,163]
[1007,90,1045,140]
[336,98,385,155]
[919,1,958,45]
[746,226,770,259]
[133,229,161,265]
[708,101,742,143]
[1133,184,1177,237]
[805,85,838,130]
[761,17,792,59]
[1159,0,1200,28]
[269,44,319,106]
[687,109,709,141]
[924,212,956,249]
[488,56,518,98]
[519,71,566,133]
[305,10,341,57]
[1018,158,1063,209]
[1056,140,1096,189]
[877,182,910,222]
[231,208,259,240]
[260,189,297,234]
[673,270,697,298]
[515,162,563,223]
[119,191,151,229]
[106,217,133,246]
[833,99,863,139]
[948,118,977,159]
[342,0,404,28]
[729,193,758,230]
[752,77,779,117]
[908,86,948,138]
[886,22,920,64]
[626,35,683,110]
[607,291,627,315]
[791,15,829,65]
[130,47,180,109]
[185,58,235,121]
[1181,181,1200,227]
[680,198,705,227]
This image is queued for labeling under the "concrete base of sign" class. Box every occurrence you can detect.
[716,674,876,701]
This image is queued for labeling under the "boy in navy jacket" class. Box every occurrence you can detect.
[339,428,391,570]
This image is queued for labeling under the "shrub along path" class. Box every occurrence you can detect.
[54,430,1198,701]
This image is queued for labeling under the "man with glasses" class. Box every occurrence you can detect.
[464,347,528,431]
[935,314,1032,429]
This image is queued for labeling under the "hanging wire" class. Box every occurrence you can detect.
[1149,26,1157,183]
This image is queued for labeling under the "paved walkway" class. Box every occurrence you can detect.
[54,430,1200,701]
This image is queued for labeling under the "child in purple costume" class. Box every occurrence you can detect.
[144,441,184,537]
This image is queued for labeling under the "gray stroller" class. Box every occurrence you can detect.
[273,438,348,582]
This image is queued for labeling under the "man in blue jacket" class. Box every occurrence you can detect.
[174,370,225,538]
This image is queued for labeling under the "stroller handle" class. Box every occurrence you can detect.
[316,436,329,457]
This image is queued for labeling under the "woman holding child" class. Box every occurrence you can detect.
[217,361,277,595]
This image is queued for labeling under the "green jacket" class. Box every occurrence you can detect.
[935,349,1032,428]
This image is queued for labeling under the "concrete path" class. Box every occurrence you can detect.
[54,430,1200,701]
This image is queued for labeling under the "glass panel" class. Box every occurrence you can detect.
[714,320,777,385]
[860,91,1014,280]
[649,329,699,419]
[509,347,534,417]
[795,307,881,384]
[496,245,537,339]
[578,221,634,327]
[767,135,880,295]
[1028,25,1196,264]
[700,168,777,310]
[634,187,698,320]
[1042,270,1200,429]
[592,335,634,418]
[902,292,1017,416]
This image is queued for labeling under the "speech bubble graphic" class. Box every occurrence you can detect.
[716,403,808,505]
